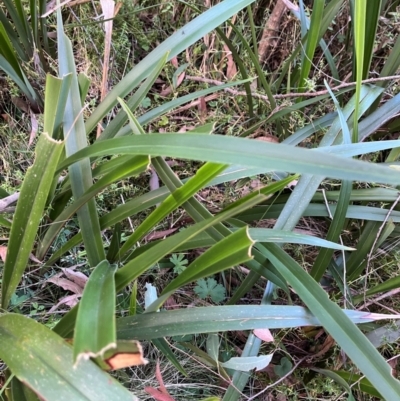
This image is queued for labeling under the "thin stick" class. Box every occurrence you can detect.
[363,192,400,302]
[185,75,400,103]
[97,0,116,138]
[359,287,400,310]
[0,193,20,212]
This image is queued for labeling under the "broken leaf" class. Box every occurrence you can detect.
[102,340,148,370]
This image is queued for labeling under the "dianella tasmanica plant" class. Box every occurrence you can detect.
[1,0,400,400]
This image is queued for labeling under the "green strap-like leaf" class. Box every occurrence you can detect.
[57,7,105,267]
[116,305,386,340]
[0,314,137,401]
[1,134,63,309]
[238,204,400,223]
[298,0,325,94]
[74,260,117,363]
[57,134,400,186]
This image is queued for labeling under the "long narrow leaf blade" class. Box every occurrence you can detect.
[74,260,117,363]
[116,306,387,340]
[57,7,105,266]
[57,134,400,186]
[1,134,63,308]
[0,314,137,401]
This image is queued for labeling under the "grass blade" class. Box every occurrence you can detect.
[298,0,325,94]
[352,0,367,142]
[57,8,105,266]
[116,306,385,340]
[1,134,63,308]
[58,134,400,186]
[362,0,382,79]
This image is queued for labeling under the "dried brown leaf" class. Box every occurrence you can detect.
[175,71,185,89]
[145,228,178,241]
[160,86,173,97]
[224,44,237,79]
[0,245,7,262]
[47,277,83,295]
[97,0,115,138]
[113,1,122,17]
[47,268,87,295]
[49,294,81,313]
[149,169,160,191]
[105,341,148,370]
[198,96,207,118]
[61,267,88,289]
[155,361,168,394]
[11,96,29,113]
[255,134,279,143]
[29,110,38,147]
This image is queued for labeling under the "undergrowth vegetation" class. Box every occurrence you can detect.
[1,0,400,400]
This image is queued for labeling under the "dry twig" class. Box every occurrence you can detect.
[185,74,400,104]
[259,0,288,63]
